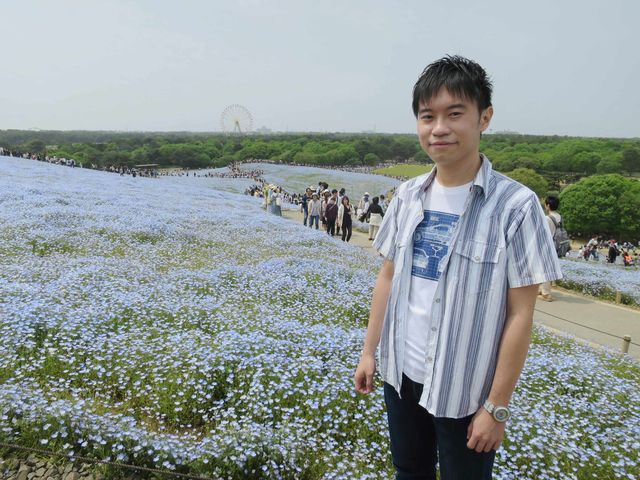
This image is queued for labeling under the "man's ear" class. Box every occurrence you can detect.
[479,106,494,132]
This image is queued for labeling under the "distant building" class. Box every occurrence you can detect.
[257,126,272,134]
[493,129,520,135]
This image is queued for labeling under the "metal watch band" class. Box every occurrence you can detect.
[483,400,511,422]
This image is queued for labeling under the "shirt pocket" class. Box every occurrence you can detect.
[453,239,502,294]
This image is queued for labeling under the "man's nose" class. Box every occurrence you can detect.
[432,118,450,136]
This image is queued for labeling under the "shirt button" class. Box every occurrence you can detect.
[475,255,480,261]
[431,327,437,331]
[427,357,433,362]
[435,298,440,303]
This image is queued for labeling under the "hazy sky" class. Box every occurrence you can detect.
[3,0,639,137]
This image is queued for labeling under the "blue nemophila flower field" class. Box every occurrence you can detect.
[1,158,639,480]
[557,259,640,306]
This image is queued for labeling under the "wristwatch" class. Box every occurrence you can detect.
[483,400,511,422]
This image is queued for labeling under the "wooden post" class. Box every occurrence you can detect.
[616,290,622,304]
[622,335,631,354]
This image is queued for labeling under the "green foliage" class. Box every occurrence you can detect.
[621,147,640,175]
[363,153,380,166]
[596,155,623,174]
[571,152,601,175]
[505,168,549,199]
[25,138,46,153]
[559,174,640,237]
[3,129,638,177]
[413,150,431,164]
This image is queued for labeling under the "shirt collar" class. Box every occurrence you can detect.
[408,153,493,198]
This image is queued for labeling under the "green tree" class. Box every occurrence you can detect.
[413,150,431,164]
[25,138,46,153]
[391,136,417,161]
[621,148,640,175]
[363,153,380,166]
[559,174,640,237]
[571,152,600,175]
[514,156,541,171]
[492,156,515,172]
[505,168,549,199]
[596,156,623,174]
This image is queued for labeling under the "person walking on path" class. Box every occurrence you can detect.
[354,55,562,480]
[585,235,599,261]
[300,188,312,227]
[358,192,370,222]
[265,185,275,215]
[607,239,619,264]
[538,195,562,302]
[320,190,331,232]
[337,196,354,242]
[367,196,384,240]
[380,194,389,214]
[307,193,321,230]
[336,188,346,237]
[272,187,283,217]
[325,197,338,236]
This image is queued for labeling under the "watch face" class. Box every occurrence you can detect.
[494,406,510,422]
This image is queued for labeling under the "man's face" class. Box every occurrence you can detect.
[416,87,493,168]
[306,189,311,196]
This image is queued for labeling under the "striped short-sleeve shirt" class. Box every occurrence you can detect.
[373,155,563,419]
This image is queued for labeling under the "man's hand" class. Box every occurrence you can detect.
[466,408,506,452]
[354,353,376,394]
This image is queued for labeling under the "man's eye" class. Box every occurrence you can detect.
[421,115,433,120]
[450,112,462,116]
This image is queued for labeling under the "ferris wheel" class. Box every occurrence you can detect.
[220,104,253,135]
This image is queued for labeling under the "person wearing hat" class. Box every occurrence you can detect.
[307,193,321,230]
[358,192,370,221]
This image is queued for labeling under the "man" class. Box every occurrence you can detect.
[307,193,321,230]
[538,195,562,302]
[354,55,562,480]
[300,187,312,227]
[585,235,599,261]
[380,194,389,214]
[358,192,370,221]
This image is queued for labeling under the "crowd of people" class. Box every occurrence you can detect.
[293,183,390,243]
[576,236,637,267]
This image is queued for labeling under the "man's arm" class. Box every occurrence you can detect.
[466,283,538,452]
[354,258,394,395]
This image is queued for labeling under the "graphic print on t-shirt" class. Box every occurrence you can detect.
[411,210,460,281]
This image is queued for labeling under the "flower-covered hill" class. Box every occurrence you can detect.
[1,157,639,480]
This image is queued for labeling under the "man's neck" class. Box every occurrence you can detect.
[434,153,482,187]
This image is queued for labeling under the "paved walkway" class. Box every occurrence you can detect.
[282,208,640,359]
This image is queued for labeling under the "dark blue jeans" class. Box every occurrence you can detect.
[309,215,319,229]
[384,375,495,480]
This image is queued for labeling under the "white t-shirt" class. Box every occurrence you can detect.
[403,178,472,383]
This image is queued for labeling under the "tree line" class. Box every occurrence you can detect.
[3,129,639,240]
[3,130,638,179]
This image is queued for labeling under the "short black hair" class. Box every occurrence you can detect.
[545,195,560,211]
[412,55,493,117]
[372,196,379,205]
[332,189,338,194]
